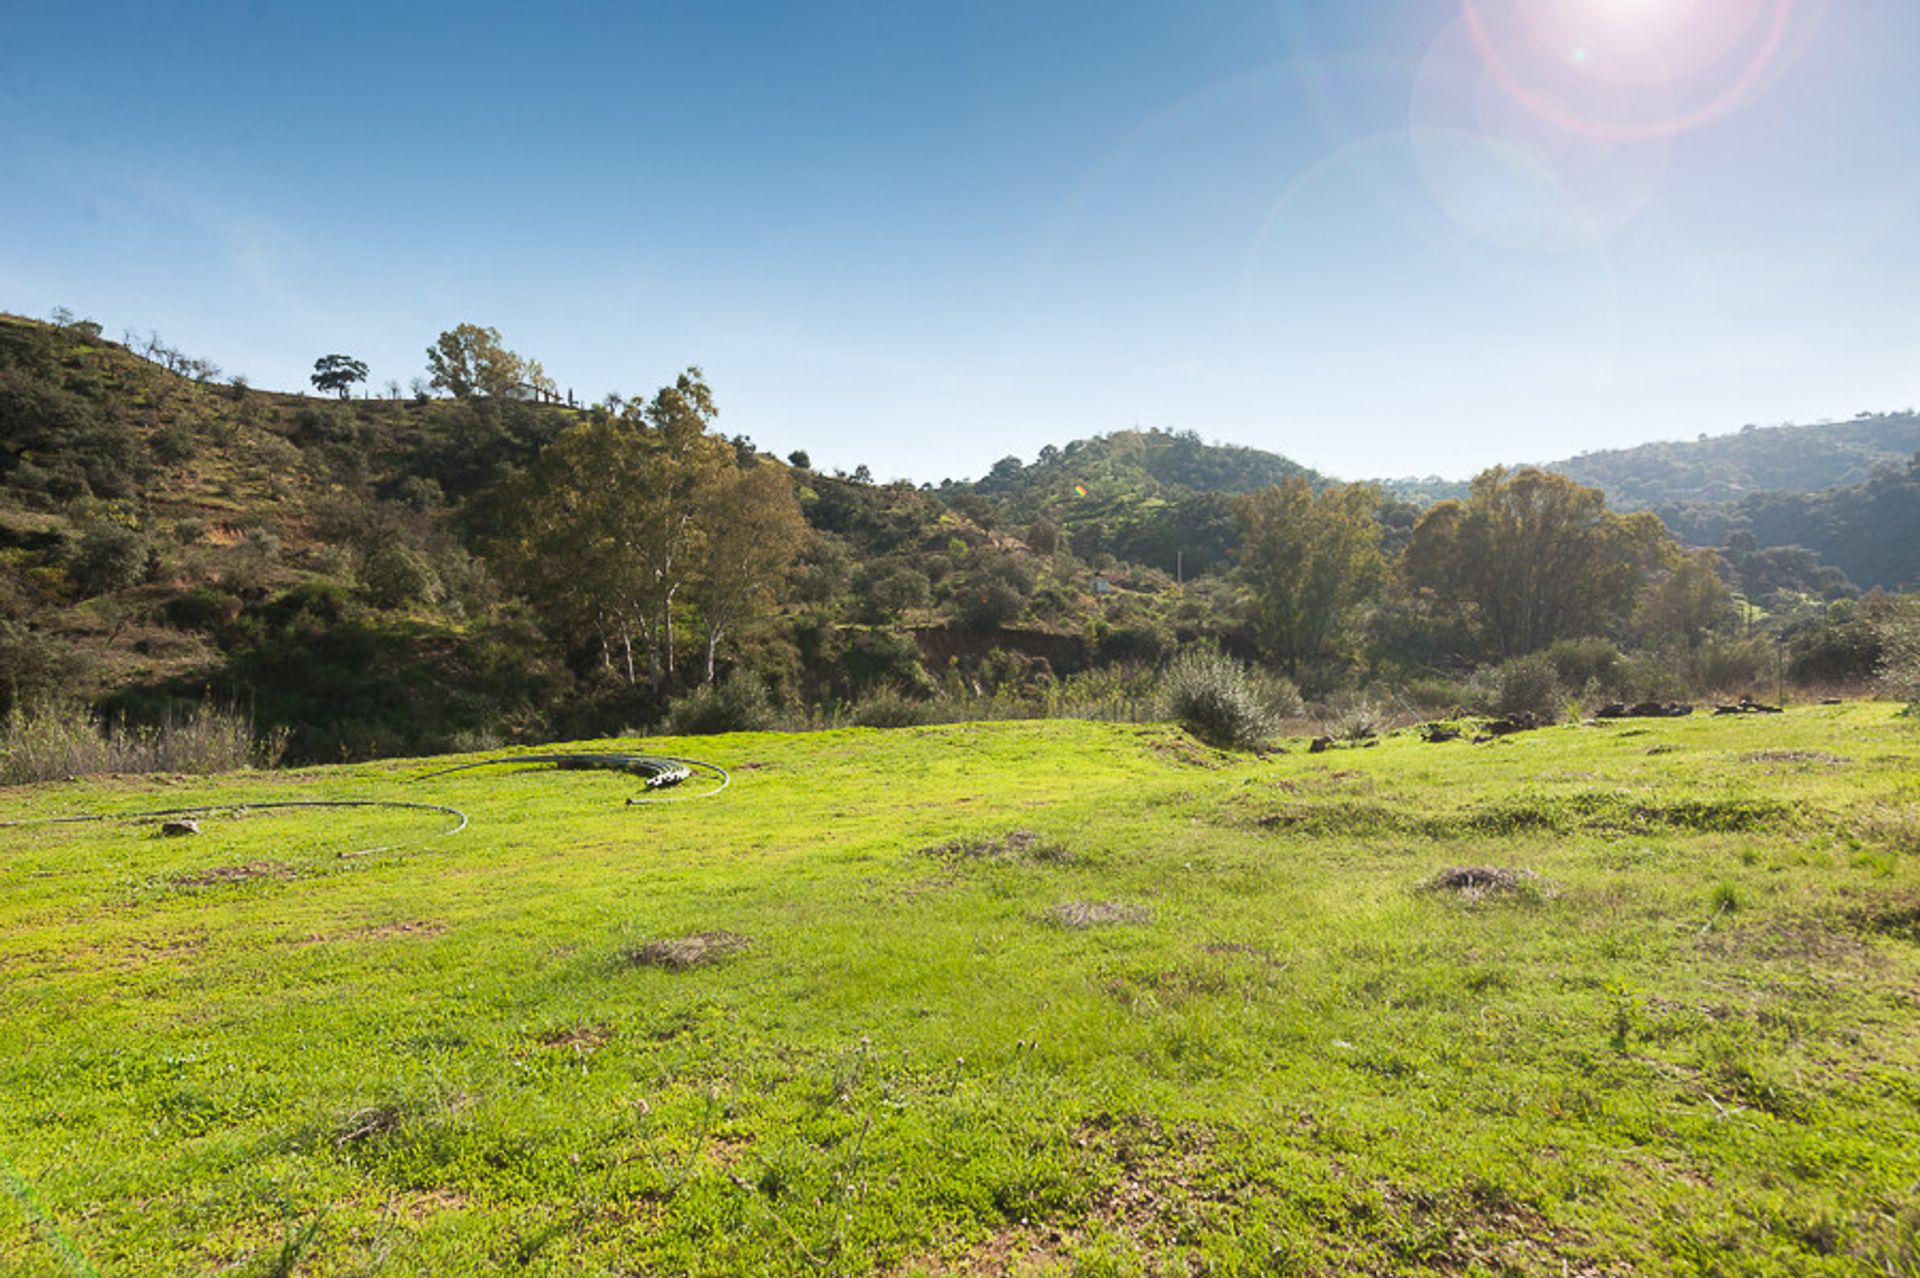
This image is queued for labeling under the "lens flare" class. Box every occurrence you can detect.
[1460,0,1794,139]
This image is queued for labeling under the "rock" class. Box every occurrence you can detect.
[1597,701,1692,719]
[159,819,200,837]
[1715,698,1783,715]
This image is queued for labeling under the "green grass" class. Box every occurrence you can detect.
[2,706,1918,1276]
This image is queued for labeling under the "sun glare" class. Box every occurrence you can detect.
[1460,0,1794,138]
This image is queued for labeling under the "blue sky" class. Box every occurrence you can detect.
[2,0,1915,482]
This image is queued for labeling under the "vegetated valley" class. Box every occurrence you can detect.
[3,309,1920,1275]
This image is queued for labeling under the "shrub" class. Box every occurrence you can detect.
[1401,674,1478,716]
[70,524,149,597]
[1876,597,1920,713]
[1253,669,1307,720]
[665,675,776,735]
[149,424,198,464]
[1683,637,1773,697]
[1162,648,1274,750]
[0,701,287,785]
[849,685,933,728]
[0,622,90,715]
[360,545,442,610]
[162,586,243,632]
[1543,638,1625,697]
[1323,690,1389,740]
[1485,654,1564,723]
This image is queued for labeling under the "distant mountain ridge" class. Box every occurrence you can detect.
[1542,413,1920,511]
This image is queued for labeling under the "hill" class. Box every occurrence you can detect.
[3,709,1917,1273]
[1657,456,1920,592]
[1542,413,1920,510]
[945,429,1330,578]
[0,314,1160,757]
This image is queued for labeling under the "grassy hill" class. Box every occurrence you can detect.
[3,709,1917,1274]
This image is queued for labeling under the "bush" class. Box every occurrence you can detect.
[70,524,149,597]
[665,675,776,735]
[162,586,243,632]
[1485,654,1565,723]
[1683,637,1773,697]
[1543,638,1626,698]
[849,685,933,728]
[1876,597,1920,713]
[1162,648,1274,750]
[0,622,90,715]
[360,544,442,610]
[1789,617,1882,685]
[0,701,287,785]
[1323,690,1389,740]
[1253,669,1307,720]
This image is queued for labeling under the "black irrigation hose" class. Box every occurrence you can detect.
[0,800,470,859]
[411,752,733,804]
[0,754,729,859]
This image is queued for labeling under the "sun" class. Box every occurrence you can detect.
[1460,0,1794,138]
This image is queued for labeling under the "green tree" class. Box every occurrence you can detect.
[425,324,529,400]
[491,369,730,691]
[687,460,809,683]
[1639,548,1732,648]
[310,354,369,399]
[1234,478,1386,676]
[1404,467,1670,657]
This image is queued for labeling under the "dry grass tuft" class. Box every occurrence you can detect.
[1742,750,1850,767]
[1423,865,1556,903]
[1041,900,1153,929]
[170,860,295,888]
[623,930,752,970]
[922,829,1072,864]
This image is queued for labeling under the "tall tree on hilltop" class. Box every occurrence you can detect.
[310,354,368,399]
[1403,467,1670,657]
[426,324,530,400]
[1235,478,1386,676]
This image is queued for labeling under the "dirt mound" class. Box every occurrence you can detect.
[623,930,751,970]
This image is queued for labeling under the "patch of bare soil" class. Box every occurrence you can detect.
[623,930,751,970]
[1041,900,1152,929]
[170,860,294,888]
[1422,866,1557,903]
[892,1226,1074,1276]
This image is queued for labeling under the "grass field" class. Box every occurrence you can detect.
[2,707,1918,1276]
